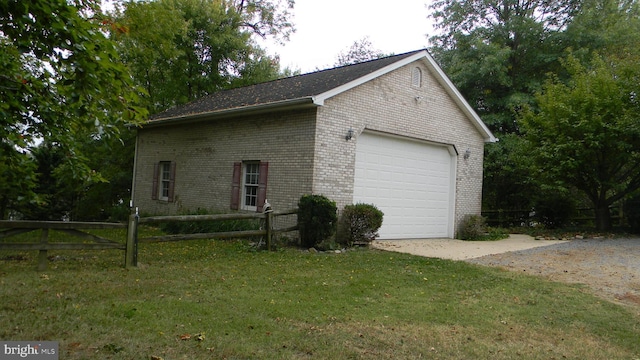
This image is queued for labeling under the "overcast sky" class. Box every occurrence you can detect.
[261,0,436,73]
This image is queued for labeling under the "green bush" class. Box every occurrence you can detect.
[458,214,487,240]
[297,194,337,248]
[338,203,384,246]
[482,227,510,241]
[158,208,260,234]
[109,202,132,222]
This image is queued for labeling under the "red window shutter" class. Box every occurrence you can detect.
[256,162,268,212]
[230,162,242,210]
[168,161,176,202]
[151,163,159,200]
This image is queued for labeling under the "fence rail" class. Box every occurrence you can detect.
[1,208,299,270]
[482,206,623,228]
[138,212,265,223]
[125,208,298,267]
[0,221,127,270]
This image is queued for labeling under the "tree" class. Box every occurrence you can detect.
[564,0,640,60]
[0,0,146,219]
[111,0,293,114]
[72,131,138,221]
[481,133,537,212]
[521,54,640,230]
[428,0,579,134]
[0,149,37,219]
[334,37,387,67]
[18,143,78,221]
[231,0,295,42]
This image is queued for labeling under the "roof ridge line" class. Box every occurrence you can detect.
[278,48,428,80]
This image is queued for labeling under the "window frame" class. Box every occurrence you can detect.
[242,162,260,211]
[412,67,422,88]
[152,161,176,202]
[230,161,268,212]
[159,161,172,201]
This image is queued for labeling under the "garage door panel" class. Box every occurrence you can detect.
[354,132,454,239]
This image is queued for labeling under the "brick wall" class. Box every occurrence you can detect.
[312,60,487,235]
[133,108,317,215]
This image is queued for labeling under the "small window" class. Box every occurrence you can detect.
[230,161,268,212]
[242,162,260,210]
[412,67,422,87]
[159,162,172,200]
[152,161,176,202]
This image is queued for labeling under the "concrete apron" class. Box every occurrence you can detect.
[371,234,567,261]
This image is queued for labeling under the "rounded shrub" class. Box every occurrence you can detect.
[458,214,487,240]
[338,203,384,246]
[297,194,337,248]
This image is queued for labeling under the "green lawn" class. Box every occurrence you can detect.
[1,228,639,359]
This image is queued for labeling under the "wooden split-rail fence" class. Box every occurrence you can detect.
[0,208,298,270]
[0,221,127,270]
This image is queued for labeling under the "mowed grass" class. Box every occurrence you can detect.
[1,227,639,359]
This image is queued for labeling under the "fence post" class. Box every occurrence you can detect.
[126,212,139,268]
[38,228,49,271]
[262,200,273,251]
[265,211,273,251]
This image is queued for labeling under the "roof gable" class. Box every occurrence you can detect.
[146,49,496,142]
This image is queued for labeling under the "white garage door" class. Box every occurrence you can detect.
[353,132,455,239]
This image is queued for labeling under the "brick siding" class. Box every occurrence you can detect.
[133,109,317,215]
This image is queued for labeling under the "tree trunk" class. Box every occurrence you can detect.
[594,205,612,231]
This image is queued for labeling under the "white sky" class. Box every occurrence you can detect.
[261,0,436,73]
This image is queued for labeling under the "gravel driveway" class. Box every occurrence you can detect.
[466,238,640,308]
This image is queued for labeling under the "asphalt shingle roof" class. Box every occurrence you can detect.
[149,50,424,122]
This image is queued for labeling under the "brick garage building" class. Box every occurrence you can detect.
[131,50,496,239]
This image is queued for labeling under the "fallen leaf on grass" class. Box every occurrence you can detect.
[179,333,191,340]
